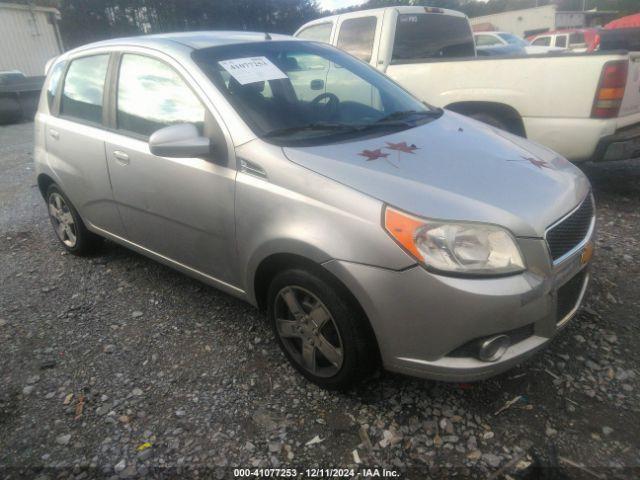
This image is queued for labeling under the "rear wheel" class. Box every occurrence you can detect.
[267,268,376,390]
[46,184,102,255]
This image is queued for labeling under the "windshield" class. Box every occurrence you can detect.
[193,41,440,146]
[497,33,528,46]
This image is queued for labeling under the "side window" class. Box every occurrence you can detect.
[116,54,205,138]
[336,17,377,62]
[46,61,65,111]
[569,32,585,46]
[532,36,551,46]
[555,35,568,48]
[475,35,499,46]
[60,55,109,124]
[296,23,333,43]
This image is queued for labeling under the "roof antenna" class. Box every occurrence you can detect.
[264,0,272,40]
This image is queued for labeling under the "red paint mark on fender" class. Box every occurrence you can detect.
[386,141,419,154]
[358,148,390,161]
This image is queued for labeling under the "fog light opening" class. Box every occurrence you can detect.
[478,335,510,362]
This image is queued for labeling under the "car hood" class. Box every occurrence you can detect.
[282,111,591,237]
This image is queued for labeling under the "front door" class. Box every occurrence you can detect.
[105,53,238,285]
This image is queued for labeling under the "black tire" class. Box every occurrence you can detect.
[46,183,102,255]
[468,112,510,132]
[267,268,377,390]
[0,95,22,125]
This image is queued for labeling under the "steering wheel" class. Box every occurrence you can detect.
[310,92,340,119]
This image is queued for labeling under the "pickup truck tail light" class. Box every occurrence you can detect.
[591,61,628,118]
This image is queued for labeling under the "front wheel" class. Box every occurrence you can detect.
[46,184,102,255]
[267,268,377,390]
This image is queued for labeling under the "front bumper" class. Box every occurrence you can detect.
[592,123,640,162]
[323,237,592,382]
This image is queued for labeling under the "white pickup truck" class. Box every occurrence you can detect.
[295,6,640,162]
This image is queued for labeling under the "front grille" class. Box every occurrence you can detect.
[557,270,586,322]
[447,324,535,358]
[546,196,594,261]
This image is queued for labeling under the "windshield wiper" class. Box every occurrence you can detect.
[375,108,443,124]
[263,122,360,138]
[263,111,444,140]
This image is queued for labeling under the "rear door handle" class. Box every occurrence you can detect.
[113,150,130,165]
[49,129,59,140]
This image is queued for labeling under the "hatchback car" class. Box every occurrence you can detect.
[35,32,595,390]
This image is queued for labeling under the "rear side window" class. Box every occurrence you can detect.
[392,14,476,62]
[475,34,500,46]
[116,54,205,138]
[60,55,109,124]
[336,17,377,62]
[46,61,65,110]
[297,23,333,43]
[555,35,568,48]
[569,32,585,45]
[532,36,551,46]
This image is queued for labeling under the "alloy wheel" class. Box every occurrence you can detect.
[274,286,344,377]
[48,192,77,248]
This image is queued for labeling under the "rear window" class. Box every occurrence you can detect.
[555,35,567,48]
[392,13,475,63]
[569,32,585,45]
[46,62,65,110]
[336,17,377,62]
[297,23,333,43]
[60,55,109,124]
[532,36,551,46]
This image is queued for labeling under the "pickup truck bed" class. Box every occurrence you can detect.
[385,50,640,162]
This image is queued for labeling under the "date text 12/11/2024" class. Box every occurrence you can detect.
[233,468,401,478]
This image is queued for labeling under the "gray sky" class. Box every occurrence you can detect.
[319,0,364,11]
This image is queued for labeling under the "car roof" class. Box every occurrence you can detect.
[296,5,466,33]
[66,30,296,56]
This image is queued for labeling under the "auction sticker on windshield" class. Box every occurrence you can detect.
[218,56,287,85]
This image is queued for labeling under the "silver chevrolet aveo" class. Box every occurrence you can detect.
[34,32,595,390]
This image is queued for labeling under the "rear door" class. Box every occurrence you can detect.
[45,53,124,235]
[104,52,239,285]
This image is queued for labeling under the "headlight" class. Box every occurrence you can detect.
[384,206,525,275]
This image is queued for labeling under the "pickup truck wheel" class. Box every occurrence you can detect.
[469,112,510,132]
[46,184,102,255]
[267,268,376,390]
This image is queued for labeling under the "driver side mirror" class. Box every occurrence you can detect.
[149,124,211,158]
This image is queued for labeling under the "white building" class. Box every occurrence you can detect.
[0,2,63,76]
[470,5,618,38]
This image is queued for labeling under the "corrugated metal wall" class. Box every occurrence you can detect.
[0,5,62,76]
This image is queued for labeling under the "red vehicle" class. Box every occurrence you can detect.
[527,28,600,52]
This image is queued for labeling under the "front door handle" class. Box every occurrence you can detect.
[49,129,59,140]
[113,150,130,165]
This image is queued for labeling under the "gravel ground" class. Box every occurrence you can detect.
[1,122,639,479]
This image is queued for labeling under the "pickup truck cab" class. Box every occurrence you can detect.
[528,29,598,52]
[295,7,640,162]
